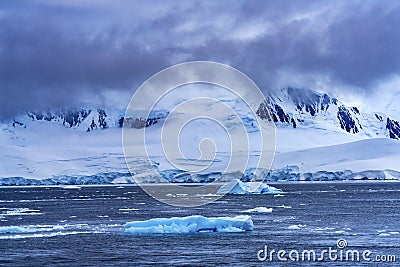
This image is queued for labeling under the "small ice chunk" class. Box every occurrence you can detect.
[378,233,391,237]
[0,225,63,233]
[62,185,81,189]
[277,205,292,209]
[4,208,41,216]
[0,226,36,233]
[119,208,139,211]
[124,215,253,234]
[52,225,64,231]
[288,224,306,230]
[242,207,273,213]
[313,227,335,231]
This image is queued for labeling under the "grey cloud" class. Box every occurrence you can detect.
[1,0,400,120]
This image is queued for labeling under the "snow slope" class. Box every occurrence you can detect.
[272,138,400,181]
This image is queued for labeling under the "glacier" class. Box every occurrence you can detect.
[124,215,253,234]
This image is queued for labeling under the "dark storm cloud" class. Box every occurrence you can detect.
[1,0,400,120]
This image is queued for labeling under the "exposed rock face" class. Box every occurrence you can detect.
[257,87,398,140]
[20,108,112,131]
[386,117,400,139]
[337,106,359,134]
[28,109,91,127]
[120,110,169,129]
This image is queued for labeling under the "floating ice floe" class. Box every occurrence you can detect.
[62,185,81,189]
[277,205,292,209]
[378,233,391,237]
[0,226,37,234]
[124,215,253,234]
[118,208,139,211]
[377,230,399,237]
[1,208,42,216]
[288,224,307,230]
[0,225,65,234]
[218,180,283,195]
[242,207,273,213]
[0,230,88,240]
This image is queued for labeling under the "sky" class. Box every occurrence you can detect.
[1,0,400,120]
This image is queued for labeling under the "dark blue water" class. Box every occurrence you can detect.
[0,182,399,266]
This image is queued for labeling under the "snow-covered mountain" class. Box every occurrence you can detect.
[12,108,120,132]
[11,108,170,133]
[9,87,400,140]
[258,87,400,140]
[1,87,400,185]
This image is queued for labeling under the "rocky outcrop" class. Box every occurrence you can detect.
[386,118,400,139]
[337,105,359,134]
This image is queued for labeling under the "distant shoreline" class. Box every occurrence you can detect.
[1,179,400,189]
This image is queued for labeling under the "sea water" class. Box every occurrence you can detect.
[0,182,399,266]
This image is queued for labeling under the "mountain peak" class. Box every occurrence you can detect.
[260,87,399,140]
[6,87,400,141]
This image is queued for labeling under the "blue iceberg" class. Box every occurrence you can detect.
[124,215,253,234]
[218,180,283,195]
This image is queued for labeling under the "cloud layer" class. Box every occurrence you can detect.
[1,0,400,120]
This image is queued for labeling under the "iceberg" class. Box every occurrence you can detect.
[242,207,273,213]
[218,180,283,195]
[124,215,253,234]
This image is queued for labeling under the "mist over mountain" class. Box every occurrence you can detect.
[1,1,400,120]
[8,87,400,141]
